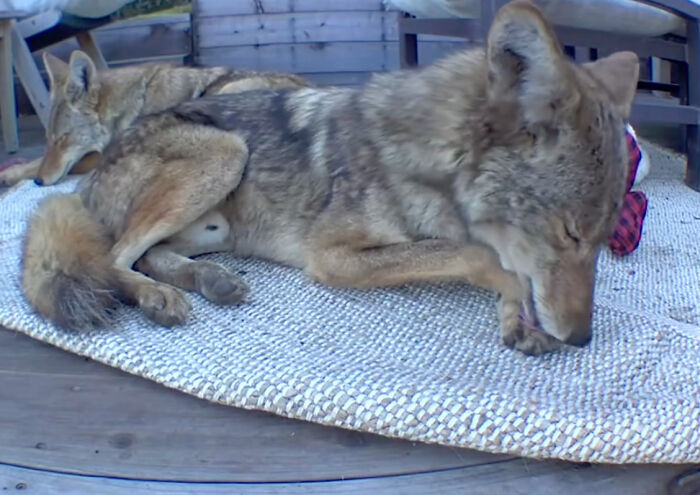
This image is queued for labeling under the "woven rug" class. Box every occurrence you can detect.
[0,141,698,464]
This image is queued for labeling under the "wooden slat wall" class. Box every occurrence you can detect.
[193,0,467,87]
[196,0,388,17]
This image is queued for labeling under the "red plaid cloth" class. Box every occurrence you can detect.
[0,157,28,172]
[609,130,648,256]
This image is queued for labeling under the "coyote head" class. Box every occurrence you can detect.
[467,0,639,346]
[36,51,109,185]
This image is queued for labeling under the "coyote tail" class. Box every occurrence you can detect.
[22,194,119,329]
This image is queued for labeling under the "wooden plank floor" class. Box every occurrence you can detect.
[1,327,697,494]
[2,118,699,494]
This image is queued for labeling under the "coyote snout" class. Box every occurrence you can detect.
[35,139,100,186]
[527,257,596,347]
[472,221,605,352]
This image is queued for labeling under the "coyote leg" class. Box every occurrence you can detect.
[307,238,522,335]
[307,239,517,291]
[107,133,248,326]
[0,158,40,186]
[137,247,248,305]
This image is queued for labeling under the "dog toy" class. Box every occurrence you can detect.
[608,125,649,256]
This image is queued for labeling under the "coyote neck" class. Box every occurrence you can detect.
[140,66,231,115]
[102,65,231,136]
[97,66,158,136]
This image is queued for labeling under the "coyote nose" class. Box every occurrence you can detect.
[565,331,592,347]
[34,177,44,186]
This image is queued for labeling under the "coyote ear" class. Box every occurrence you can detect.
[65,51,99,105]
[486,0,576,125]
[583,52,639,119]
[43,52,69,91]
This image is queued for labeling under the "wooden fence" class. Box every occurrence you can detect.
[16,1,467,113]
[192,0,467,86]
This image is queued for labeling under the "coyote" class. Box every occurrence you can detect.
[22,0,639,355]
[0,51,309,186]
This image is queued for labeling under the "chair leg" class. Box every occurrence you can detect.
[0,20,19,153]
[10,24,50,128]
[399,15,418,69]
[76,31,108,71]
[688,131,700,191]
[685,19,700,191]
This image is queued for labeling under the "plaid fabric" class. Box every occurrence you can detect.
[0,157,27,172]
[609,129,648,256]
[610,191,648,256]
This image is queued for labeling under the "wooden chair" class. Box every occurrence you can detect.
[398,0,700,191]
[0,10,25,154]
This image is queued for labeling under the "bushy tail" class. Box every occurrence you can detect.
[22,194,119,329]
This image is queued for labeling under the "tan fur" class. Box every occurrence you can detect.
[22,0,639,355]
[0,51,309,187]
[22,194,116,328]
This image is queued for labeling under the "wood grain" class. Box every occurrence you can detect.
[0,19,19,153]
[0,327,506,483]
[196,12,399,48]
[195,0,386,18]
[195,11,469,49]
[1,325,696,494]
[0,452,694,494]
[10,21,50,126]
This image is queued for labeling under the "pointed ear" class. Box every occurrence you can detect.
[486,0,577,125]
[43,52,69,91]
[583,52,639,119]
[65,51,99,105]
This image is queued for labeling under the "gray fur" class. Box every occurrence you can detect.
[23,1,640,354]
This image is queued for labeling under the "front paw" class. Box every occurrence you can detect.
[137,282,191,327]
[193,261,249,305]
[0,169,19,187]
[502,322,559,356]
[498,296,558,355]
[0,158,32,186]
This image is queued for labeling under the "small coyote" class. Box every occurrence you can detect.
[22,0,639,355]
[0,51,308,186]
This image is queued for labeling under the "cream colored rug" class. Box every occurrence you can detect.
[0,141,698,464]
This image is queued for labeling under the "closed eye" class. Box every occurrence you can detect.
[564,224,580,245]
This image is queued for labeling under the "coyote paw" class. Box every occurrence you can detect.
[0,157,30,186]
[138,283,191,327]
[0,168,19,187]
[193,261,249,305]
[502,324,558,356]
[498,296,558,356]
